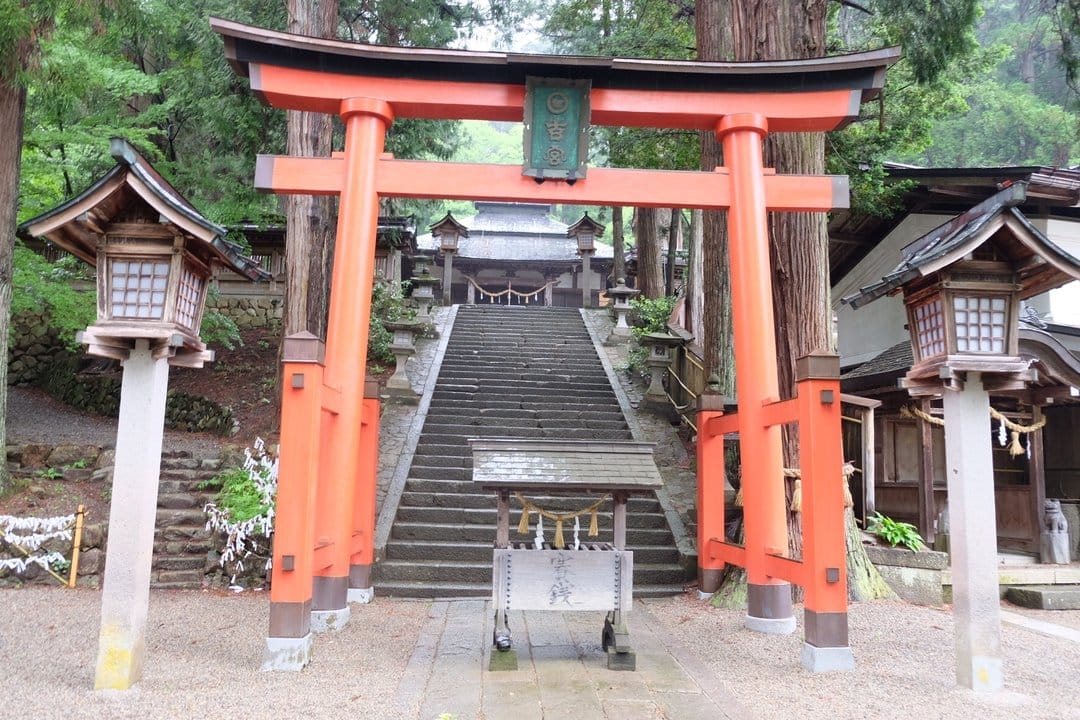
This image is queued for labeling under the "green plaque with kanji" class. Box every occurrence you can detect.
[523,77,591,181]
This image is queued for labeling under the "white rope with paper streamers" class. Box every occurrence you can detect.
[0,513,75,576]
[516,493,607,549]
[465,275,559,305]
[901,404,1045,458]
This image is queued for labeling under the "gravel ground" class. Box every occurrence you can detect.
[1002,603,1080,632]
[3,587,1079,720]
[0,587,428,720]
[645,594,1080,720]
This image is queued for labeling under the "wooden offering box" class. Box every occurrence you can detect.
[470,439,662,671]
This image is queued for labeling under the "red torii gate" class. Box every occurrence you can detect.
[212,17,898,672]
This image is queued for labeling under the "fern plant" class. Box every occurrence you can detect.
[867,512,925,552]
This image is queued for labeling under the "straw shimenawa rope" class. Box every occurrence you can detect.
[901,404,1046,457]
[514,493,607,549]
[733,464,854,513]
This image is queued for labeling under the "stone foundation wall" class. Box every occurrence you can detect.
[7,309,67,385]
[865,544,948,606]
[206,295,283,330]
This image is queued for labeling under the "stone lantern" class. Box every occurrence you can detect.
[639,331,682,406]
[842,182,1080,693]
[605,279,639,344]
[18,138,266,691]
[410,253,439,321]
[430,213,468,306]
[567,212,605,309]
[383,318,421,401]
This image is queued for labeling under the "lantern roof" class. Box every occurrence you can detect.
[19,138,268,281]
[566,212,606,239]
[428,212,470,239]
[842,182,1080,310]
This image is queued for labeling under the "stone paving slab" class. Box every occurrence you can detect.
[397,599,749,719]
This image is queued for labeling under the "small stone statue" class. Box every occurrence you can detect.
[1040,499,1071,565]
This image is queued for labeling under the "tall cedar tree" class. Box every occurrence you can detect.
[698,0,893,603]
[284,0,339,339]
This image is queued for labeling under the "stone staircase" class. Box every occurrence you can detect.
[152,451,225,588]
[375,304,692,598]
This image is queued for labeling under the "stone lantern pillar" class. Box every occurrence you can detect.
[605,279,639,344]
[410,254,438,321]
[568,213,605,309]
[430,213,468,306]
[639,331,682,406]
[18,138,267,690]
[842,182,1080,692]
[384,318,421,401]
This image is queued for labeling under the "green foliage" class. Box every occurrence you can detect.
[11,243,95,348]
[368,281,415,365]
[629,295,677,336]
[867,512,925,552]
[200,287,242,351]
[208,466,271,525]
[34,467,62,480]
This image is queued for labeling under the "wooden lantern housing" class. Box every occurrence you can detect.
[19,138,267,367]
[843,182,1080,395]
[430,212,469,253]
[567,212,605,253]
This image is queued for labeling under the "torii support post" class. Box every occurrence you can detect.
[794,354,853,671]
[309,98,392,632]
[264,333,324,671]
[697,352,852,671]
[696,394,727,595]
[718,113,794,634]
[348,379,381,603]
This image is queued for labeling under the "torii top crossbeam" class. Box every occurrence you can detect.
[212,17,896,132]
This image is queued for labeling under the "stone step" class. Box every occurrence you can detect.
[151,569,205,587]
[156,509,209,527]
[383,540,680,564]
[395,505,671,529]
[389,521,674,545]
[152,555,208,571]
[375,558,690,587]
[1005,585,1080,610]
[398,488,665,514]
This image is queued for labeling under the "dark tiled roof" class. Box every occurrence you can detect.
[418,202,613,261]
[842,182,1080,309]
[841,342,912,379]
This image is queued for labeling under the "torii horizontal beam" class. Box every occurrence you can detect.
[255,155,848,211]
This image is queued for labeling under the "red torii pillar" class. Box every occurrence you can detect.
[212,17,896,673]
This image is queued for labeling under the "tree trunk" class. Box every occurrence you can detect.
[696,0,734,388]
[709,0,892,601]
[0,76,27,492]
[611,206,626,284]
[283,0,339,339]
[665,208,680,295]
[686,209,704,346]
[635,207,665,298]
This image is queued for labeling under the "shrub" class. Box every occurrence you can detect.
[867,512,925,552]
[629,295,678,337]
[203,439,277,585]
[369,281,414,364]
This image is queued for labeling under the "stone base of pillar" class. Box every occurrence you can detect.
[604,329,631,346]
[94,625,146,690]
[262,633,314,672]
[698,567,722,595]
[745,582,795,634]
[959,655,1003,692]
[800,643,855,672]
[347,587,374,604]
[310,607,352,633]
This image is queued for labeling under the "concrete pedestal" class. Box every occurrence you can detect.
[94,341,169,690]
[262,634,314,672]
[942,373,1003,692]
